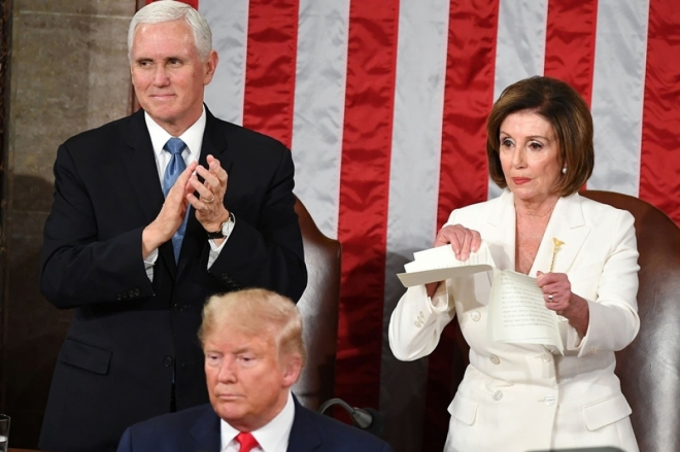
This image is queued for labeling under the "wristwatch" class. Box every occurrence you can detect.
[206,212,235,239]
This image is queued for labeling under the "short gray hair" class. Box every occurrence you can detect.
[128,0,213,62]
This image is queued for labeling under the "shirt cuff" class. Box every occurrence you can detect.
[207,213,236,268]
[144,248,158,281]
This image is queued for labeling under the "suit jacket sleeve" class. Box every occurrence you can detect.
[570,209,640,355]
[116,427,133,452]
[40,143,154,309]
[205,138,307,302]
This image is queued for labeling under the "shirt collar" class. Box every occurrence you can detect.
[220,392,296,452]
[144,107,206,164]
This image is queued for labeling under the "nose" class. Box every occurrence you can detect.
[511,147,526,168]
[217,358,237,383]
[152,65,170,86]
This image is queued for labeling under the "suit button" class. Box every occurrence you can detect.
[541,353,552,363]
[134,289,141,296]
[489,355,500,365]
[470,310,481,321]
[117,294,123,301]
[492,390,503,401]
[544,394,555,406]
[173,303,183,312]
[163,356,173,367]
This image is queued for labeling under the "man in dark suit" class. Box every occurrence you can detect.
[39,2,306,451]
[116,289,393,452]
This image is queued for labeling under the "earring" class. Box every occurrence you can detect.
[561,166,567,174]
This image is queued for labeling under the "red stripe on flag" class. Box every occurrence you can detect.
[335,2,400,410]
[423,0,498,450]
[544,0,598,106]
[639,0,680,225]
[424,1,500,449]
[242,0,300,148]
[436,3,497,226]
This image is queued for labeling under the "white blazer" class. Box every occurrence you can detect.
[389,190,640,452]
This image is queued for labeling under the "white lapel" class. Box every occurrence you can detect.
[529,193,591,276]
[484,190,517,276]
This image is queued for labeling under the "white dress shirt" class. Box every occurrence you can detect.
[142,108,233,280]
[220,392,295,452]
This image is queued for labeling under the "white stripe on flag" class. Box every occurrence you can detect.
[201,0,249,125]
[488,0,549,200]
[589,0,649,195]
[290,0,351,239]
[380,0,452,449]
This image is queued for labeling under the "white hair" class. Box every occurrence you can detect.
[128,0,212,61]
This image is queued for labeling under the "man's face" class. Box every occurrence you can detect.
[204,326,301,431]
[130,20,217,135]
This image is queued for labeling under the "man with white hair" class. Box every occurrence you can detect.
[39,2,306,451]
[117,289,394,452]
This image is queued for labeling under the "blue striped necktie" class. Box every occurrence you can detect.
[163,137,188,261]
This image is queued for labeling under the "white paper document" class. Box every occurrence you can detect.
[397,242,564,352]
[487,270,564,353]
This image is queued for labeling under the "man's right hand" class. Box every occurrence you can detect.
[142,162,198,258]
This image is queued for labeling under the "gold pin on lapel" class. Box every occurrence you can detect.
[549,238,565,273]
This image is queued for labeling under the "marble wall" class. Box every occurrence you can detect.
[1,0,135,446]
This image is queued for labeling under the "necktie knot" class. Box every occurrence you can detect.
[164,137,186,156]
[235,432,259,452]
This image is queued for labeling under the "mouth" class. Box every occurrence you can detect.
[215,393,243,401]
[149,93,175,101]
[511,177,531,185]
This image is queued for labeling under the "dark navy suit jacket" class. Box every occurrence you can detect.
[116,398,394,452]
[39,108,307,452]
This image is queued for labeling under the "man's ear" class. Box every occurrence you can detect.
[204,50,219,85]
[281,355,303,389]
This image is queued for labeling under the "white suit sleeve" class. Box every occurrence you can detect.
[389,282,456,361]
[569,210,640,356]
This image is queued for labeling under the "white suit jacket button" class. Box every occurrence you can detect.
[489,354,500,365]
[543,394,556,406]
[492,390,503,401]
[470,310,481,321]
[541,353,552,363]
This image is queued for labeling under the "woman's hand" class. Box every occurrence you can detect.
[435,224,482,261]
[426,225,482,297]
[536,271,589,336]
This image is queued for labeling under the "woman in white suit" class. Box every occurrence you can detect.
[389,76,640,452]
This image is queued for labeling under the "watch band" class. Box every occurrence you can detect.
[206,212,235,239]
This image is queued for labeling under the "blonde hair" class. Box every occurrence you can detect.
[199,289,306,368]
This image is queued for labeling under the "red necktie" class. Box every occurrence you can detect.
[235,432,260,452]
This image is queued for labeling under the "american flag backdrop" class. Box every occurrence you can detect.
[150,0,680,450]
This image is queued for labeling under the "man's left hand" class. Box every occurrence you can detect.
[187,154,230,233]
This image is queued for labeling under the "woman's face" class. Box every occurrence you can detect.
[499,110,563,206]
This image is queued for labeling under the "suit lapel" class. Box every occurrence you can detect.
[177,108,232,275]
[189,406,221,452]
[287,398,322,452]
[529,193,591,276]
[483,191,591,277]
[484,190,517,281]
[121,110,177,274]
